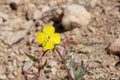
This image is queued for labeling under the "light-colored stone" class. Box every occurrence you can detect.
[26,4,36,20]
[0,18,3,24]
[23,62,33,72]
[0,65,6,74]
[108,37,120,54]
[7,18,23,28]
[48,60,57,67]
[33,9,42,20]
[51,68,57,75]
[26,4,42,20]
[90,0,98,8]
[77,0,99,7]
[38,5,50,12]
[0,18,31,45]
[0,74,7,79]
[62,4,91,30]
[0,12,9,20]
[7,73,15,79]
[49,1,57,6]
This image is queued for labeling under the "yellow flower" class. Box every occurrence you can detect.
[36,26,61,50]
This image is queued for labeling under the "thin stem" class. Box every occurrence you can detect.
[39,50,48,62]
[24,62,35,78]
[24,50,48,80]
[38,50,48,80]
[38,68,41,80]
[62,36,72,58]
[55,48,74,80]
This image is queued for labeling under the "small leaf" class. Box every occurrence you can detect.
[68,60,75,79]
[75,61,85,80]
[40,60,47,69]
[64,54,72,61]
[25,53,38,62]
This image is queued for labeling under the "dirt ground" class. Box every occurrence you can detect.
[0,0,120,80]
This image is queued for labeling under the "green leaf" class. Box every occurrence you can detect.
[68,60,75,79]
[75,61,85,80]
[64,54,72,61]
[40,60,47,69]
[25,53,38,62]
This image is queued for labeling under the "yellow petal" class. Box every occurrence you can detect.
[43,40,54,50]
[51,33,61,44]
[43,26,55,35]
[36,32,47,44]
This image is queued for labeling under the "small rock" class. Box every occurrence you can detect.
[52,8,63,22]
[26,4,42,20]
[77,0,99,7]
[7,73,15,79]
[48,60,57,67]
[23,62,33,72]
[21,20,33,30]
[49,0,57,6]
[7,18,23,28]
[32,67,38,73]
[12,59,17,67]
[0,74,7,79]
[108,37,120,54]
[51,68,57,75]
[9,2,17,10]
[26,4,36,20]
[89,0,98,8]
[88,26,96,33]
[0,18,3,24]
[33,9,42,20]
[0,12,9,21]
[7,64,15,72]
[62,4,91,30]
[38,5,50,12]
[0,65,6,73]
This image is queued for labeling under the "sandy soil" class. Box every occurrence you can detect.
[0,0,120,80]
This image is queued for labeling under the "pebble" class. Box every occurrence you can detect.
[26,4,36,20]
[7,73,15,79]
[7,18,23,28]
[0,12,9,21]
[51,68,57,75]
[52,8,63,22]
[0,74,7,79]
[7,64,15,72]
[108,37,120,55]
[23,62,33,72]
[0,65,6,73]
[48,60,57,67]
[9,2,18,10]
[0,18,3,24]
[26,4,42,20]
[62,4,91,30]
[38,5,50,12]
[77,0,99,8]
[33,9,42,20]
[49,0,57,6]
